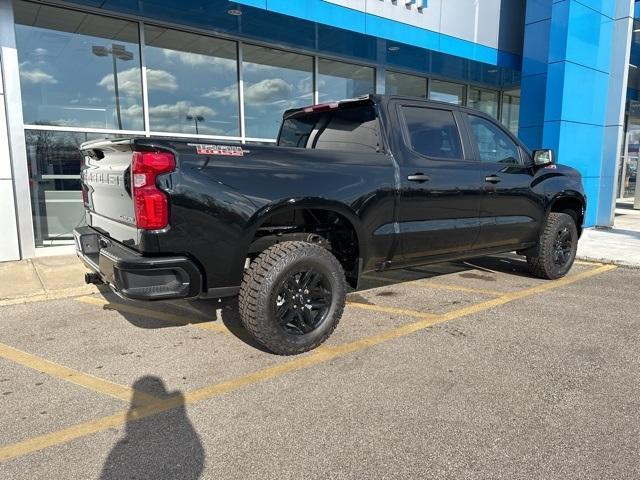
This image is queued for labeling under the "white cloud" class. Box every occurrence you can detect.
[205,81,302,105]
[98,67,178,96]
[148,100,216,119]
[202,85,237,102]
[33,48,49,56]
[244,78,293,105]
[20,68,57,84]
[162,50,236,71]
[146,69,179,92]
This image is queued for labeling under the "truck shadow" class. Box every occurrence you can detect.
[94,254,536,351]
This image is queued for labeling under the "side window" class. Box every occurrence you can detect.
[467,114,521,164]
[401,106,463,160]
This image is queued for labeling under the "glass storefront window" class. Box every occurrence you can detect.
[242,44,313,140]
[14,1,143,131]
[501,89,521,135]
[385,71,427,98]
[144,25,240,137]
[619,101,640,199]
[429,80,465,105]
[468,88,499,119]
[25,130,131,246]
[318,59,375,103]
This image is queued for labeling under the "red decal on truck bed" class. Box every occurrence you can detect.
[188,144,249,156]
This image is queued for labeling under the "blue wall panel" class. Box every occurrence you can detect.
[520,0,633,227]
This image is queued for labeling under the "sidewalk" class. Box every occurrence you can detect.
[577,203,640,268]
[0,255,96,305]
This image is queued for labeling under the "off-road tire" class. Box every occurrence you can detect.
[238,241,346,355]
[526,212,578,279]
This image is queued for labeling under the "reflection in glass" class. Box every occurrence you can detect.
[243,45,313,139]
[144,25,240,136]
[318,59,375,103]
[501,89,521,135]
[429,80,465,105]
[619,100,640,199]
[25,130,130,246]
[468,88,499,119]
[14,1,143,130]
[385,71,427,98]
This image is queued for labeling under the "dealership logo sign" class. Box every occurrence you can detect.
[325,0,427,13]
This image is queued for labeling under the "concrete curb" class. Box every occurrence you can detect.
[0,285,99,307]
[576,255,640,269]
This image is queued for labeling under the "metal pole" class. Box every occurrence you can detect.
[112,52,123,130]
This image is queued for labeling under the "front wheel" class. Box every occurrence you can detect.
[526,212,578,279]
[238,241,346,355]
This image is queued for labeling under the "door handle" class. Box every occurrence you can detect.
[407,173,430,183]
[485,175,501,184]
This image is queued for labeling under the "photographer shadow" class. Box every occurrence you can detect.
[100,376,205,480]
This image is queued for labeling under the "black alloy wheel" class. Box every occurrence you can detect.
[275,269,333,335]
[552,226,573,267]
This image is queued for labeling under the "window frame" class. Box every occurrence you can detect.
[464,112,525,166]
[396,102,474,165]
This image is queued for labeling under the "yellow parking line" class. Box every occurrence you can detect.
[0,263,616,462]
[77,296,228,334]
[574,259,604,266]
[359,274,502,296]
[410,281,503,297]
[345,301,437,319]
[0,343,158,406]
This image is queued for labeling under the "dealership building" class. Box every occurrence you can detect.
[0,0,637,261]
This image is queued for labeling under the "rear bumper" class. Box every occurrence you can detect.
[74,226,202,300]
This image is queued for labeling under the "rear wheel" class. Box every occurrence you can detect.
[238,241,346,355]
[526,212,578,279]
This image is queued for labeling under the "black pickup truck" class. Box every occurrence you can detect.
[75,94,585,355]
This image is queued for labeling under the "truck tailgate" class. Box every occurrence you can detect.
[80,138,140,246]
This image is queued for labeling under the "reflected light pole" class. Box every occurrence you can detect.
[92,44,133,130]
[186,115,205,135]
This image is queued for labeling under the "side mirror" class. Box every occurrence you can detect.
[532,149,554,166]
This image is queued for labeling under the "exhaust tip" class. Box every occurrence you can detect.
[84,272,104,285]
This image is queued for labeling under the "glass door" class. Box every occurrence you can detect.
[619,101,640,201]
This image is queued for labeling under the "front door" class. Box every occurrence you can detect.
[463,113,543,249]
[393,103,486,264]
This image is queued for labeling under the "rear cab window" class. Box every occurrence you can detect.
[277,103,381,153]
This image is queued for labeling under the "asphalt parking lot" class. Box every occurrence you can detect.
[0,255,639,479]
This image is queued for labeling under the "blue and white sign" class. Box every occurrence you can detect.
[233,0,525,67]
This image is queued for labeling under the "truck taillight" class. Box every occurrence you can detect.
[131,151,175,230]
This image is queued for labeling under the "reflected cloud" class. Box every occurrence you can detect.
[244,78,293,104]
[149,100,216,118]
[162,49,236,71]
[202,84,237,102]
[98,67,177,96]
[20,67,57,84]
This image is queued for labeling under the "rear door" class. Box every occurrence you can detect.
[463,113,543,249]
[392,101,486,264]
